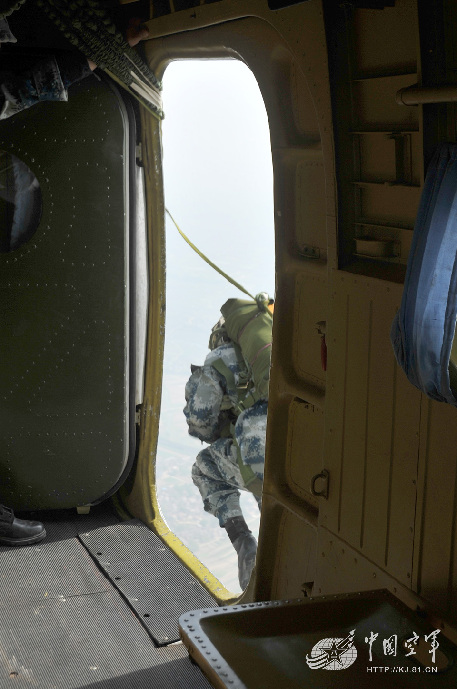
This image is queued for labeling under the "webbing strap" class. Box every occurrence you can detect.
[211,359,239,402]
[211,357,261,415]
[235,445,263,498]
[250,342,272,367]
[236,388,263,413]
[166,209,256,300]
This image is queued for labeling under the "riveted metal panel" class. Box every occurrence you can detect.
[180,590,457,689]
[0,76,133,510]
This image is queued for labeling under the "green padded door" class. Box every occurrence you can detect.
[0,75,135,510]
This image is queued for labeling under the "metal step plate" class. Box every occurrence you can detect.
[79,520,217,645]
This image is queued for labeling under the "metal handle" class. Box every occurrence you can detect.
[311,469,329,499]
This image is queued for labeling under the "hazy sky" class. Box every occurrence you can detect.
[155,59,275,591]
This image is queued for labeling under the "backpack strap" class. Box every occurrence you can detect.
[211,358,250,415]
[232,438,263,498]
[212,354,267,415]
[210,342,254,411]
[236,388,263,413]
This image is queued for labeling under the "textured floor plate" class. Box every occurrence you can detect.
[0,507,119,603]
[0,536,110,603]
[79,520,216,644]
[0,590,213,689]
[0,508,213,688]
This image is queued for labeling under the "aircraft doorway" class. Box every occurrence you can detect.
[156,59,275,593]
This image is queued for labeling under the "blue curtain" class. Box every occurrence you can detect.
[391,143,457,405]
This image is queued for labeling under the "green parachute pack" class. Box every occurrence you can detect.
[207,293,273,497]
[209,293,273,415]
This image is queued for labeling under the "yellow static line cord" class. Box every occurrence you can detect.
[165,208,256,300]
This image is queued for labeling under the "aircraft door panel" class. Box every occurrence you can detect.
[0,76,135,511]
[321,272,420,589]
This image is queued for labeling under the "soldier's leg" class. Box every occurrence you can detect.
[191,437,244,526]
[234,401,268,483]
[192,438,257,589]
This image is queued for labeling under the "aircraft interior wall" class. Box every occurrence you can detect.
[137,0,457,634]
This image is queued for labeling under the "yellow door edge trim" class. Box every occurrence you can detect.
[116,106,237,605]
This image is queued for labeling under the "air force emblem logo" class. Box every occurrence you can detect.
[306,630,357,671]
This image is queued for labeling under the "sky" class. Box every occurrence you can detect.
[155,59,275,592]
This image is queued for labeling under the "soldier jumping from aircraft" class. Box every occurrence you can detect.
[184,295,272,589]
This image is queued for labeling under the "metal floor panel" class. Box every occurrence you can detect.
[0,536,110,603]
[0,591,213,689]
[0,506,119,603]
[0,507,214,688]
[33,504,121,542]
[79,520,217,645]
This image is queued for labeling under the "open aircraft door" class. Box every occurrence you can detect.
[0,73,139,511]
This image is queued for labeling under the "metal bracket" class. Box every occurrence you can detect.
[315,320,326,335]
[310,469,330,499]
[300,244,320,259]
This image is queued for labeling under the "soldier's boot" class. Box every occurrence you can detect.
[224,515,257,589]
[0,504,46,546]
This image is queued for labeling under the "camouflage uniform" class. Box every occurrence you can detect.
[0,18,92,120]
[184,343,267,527]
